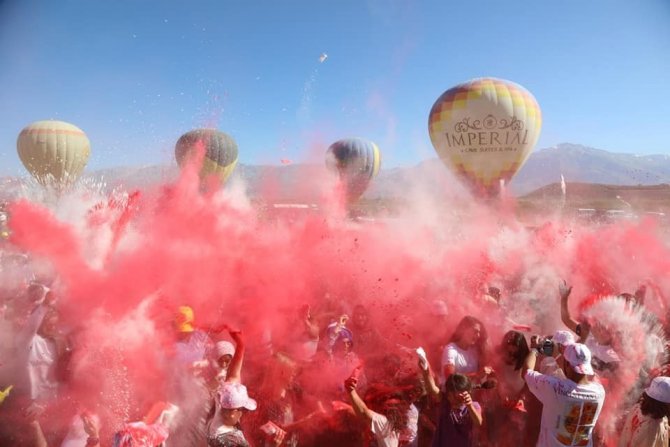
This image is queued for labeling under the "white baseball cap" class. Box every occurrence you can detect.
[217,382,257,411]
[646,377,670,404]
[553,330,576,347]
[564,343,594,376]
[215,341,236,358]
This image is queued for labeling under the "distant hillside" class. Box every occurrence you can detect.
[510,143,670,194]
[519,182,670,214]
[3,143,670,200]
[369,143,670,198]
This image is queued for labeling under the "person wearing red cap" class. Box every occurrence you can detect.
[522,343,605,447]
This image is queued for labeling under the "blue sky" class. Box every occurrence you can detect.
[0,0,669,175]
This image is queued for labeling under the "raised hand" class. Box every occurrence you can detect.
[559,280,572,300]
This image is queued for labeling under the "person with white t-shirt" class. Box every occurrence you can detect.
[344,374,409,447]
[205,329,261,447]
[12,285,63,404]
[523,343,605,447]
[618,376,670,447]
[558,282,621,374]
[538,330,576,379]
[440,316,490,385]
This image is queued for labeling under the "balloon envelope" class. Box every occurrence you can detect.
[17,120,91,185]
[325,137,381,202]
[175,129,238,184]
[428,78,542,197]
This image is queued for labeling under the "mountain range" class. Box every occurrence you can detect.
[3,143,670,201]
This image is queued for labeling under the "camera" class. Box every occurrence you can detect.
[539,339,555,356]
[531,335,555,357]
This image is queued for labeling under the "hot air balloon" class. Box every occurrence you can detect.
[17,120,91,186]
[428,78,542,197]
[174,129,238,184]
[325,137,381,202]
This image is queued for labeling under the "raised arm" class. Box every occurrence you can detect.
[421,364,441,399]
[522,349,539,380]
[225,328,245,384]
[29,421,48,447]
[17,304,49,349]
[81,412,101,447]
[303,306,320,340]
[559,280,587,340]
[344,377,374,421]
[25,403,48,447]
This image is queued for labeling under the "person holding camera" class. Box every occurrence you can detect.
[537,330,576,379]
[522,342,605,447]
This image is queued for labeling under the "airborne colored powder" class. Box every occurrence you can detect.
[1,156,669,446]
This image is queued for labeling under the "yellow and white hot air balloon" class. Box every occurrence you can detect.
[428,78,542,197]
[17,120,91,186]
[175,129,238,184]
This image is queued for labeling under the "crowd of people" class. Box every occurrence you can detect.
[0,270,669,447]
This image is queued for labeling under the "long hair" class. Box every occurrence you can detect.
[364,383,410,433]
[449,316,488,358]
[501,330,530,371]
[640,392,670,419]
[382,402,410,434]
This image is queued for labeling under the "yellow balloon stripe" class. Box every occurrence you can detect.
[371,143,382,177]
[201,156,238,183]
[429,82,542,133]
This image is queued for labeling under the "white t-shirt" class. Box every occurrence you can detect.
[60,414,101,447]
[400,404,419,445]
[584,336,620,369]
[370,411,400,447]
[618,403,669,447]
[27,333,58,401]
[539,356,567,380]
[525,370,605,447]
[175,330,214,366]
[440,342,479,383]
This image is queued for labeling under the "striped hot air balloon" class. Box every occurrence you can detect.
[428,78,542,197]
[175,129,238,184]
[325,137,381,202]
[17,120,91,186]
